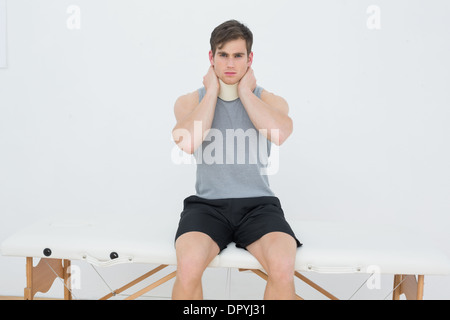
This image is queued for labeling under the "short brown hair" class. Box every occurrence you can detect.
[210,20,253,56]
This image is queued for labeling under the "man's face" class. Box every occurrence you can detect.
[209,38,253,85]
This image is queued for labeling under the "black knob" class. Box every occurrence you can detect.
[43,248,52,257]
[110,252,119,260]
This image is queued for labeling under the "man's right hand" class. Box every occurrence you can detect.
[172,66,220,155]
[203,66,220,95]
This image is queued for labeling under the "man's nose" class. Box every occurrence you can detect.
[226,58,235,68]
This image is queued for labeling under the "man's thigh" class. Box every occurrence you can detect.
[175,196,234,252]
[175,232,220,270]
[246,232,298,272]
[232,196,301,250]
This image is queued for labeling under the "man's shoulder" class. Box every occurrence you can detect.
[173,90,200,121]
[175,89,199,107]
[260,89,289,114]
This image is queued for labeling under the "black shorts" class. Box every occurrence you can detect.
[175,195,302,252]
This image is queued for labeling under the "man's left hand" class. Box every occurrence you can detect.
[238,67,257,95]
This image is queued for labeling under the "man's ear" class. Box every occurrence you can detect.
[247,52,254,67]
[209,50,215,66]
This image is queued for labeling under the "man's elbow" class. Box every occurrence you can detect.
[274,118,293,146]
[176,142,195,155]
[275,132,290,147]
[172,127,195,155]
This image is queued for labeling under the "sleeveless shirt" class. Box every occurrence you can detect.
[194,86,275,199]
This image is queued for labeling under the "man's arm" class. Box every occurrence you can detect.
[238,68,294,146]
[172,67,219,154]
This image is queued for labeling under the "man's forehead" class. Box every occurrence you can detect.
[217,38,247,54]
[217,49,247,55]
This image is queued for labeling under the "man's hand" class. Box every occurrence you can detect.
[237,67,293,146]
[172,66,220,155]
[238,67,257,95]
[203,66,220,95]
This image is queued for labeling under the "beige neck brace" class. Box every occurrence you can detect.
[218,79,239,101]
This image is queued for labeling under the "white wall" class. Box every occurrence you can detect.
[1,0,449,300]
[0,0,6,68]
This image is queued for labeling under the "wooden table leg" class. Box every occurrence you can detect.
[24,257,70,300]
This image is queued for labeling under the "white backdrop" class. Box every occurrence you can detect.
[0,0,449,300]
[0,0,6,68]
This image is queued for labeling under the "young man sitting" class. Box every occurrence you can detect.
[171,20,301,300]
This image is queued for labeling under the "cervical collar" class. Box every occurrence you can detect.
[219,79,239,101]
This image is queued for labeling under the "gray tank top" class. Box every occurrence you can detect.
[194,86,275,199]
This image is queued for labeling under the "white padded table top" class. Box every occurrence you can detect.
[2,215,450,276]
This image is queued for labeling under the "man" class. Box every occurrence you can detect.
[171,20,301,300]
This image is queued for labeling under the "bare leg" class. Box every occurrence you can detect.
[172,232,220,300]
[247,232,298,300]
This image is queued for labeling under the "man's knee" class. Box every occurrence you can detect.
[265,235,297,283]
[266,258,295,283]
[176,254,206,285]
[175,232,219,285]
